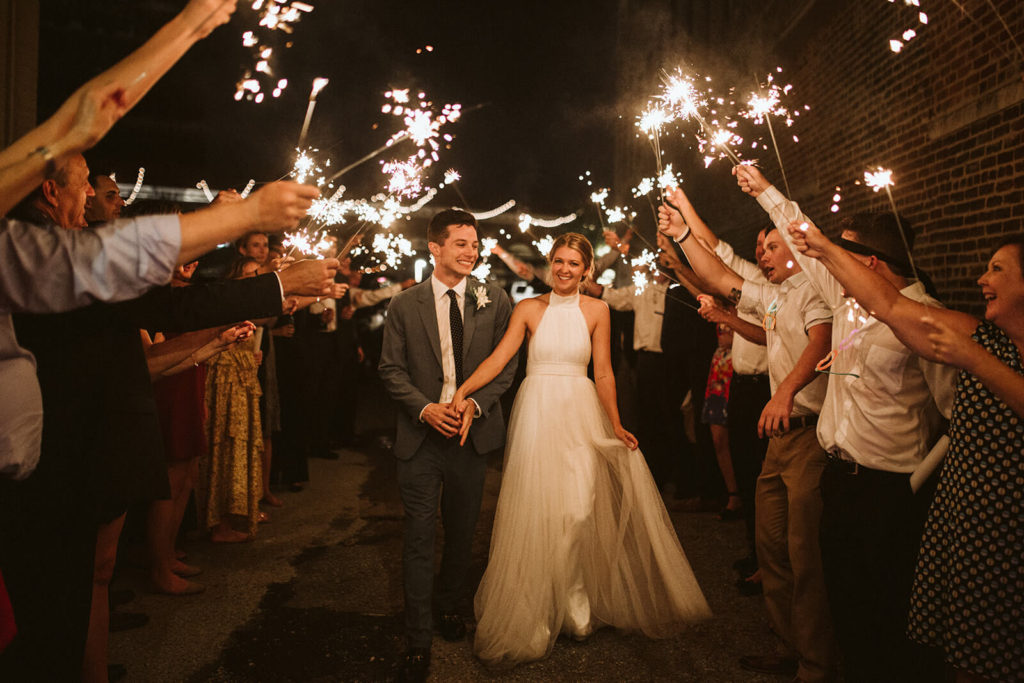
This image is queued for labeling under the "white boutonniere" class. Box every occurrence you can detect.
[470,284,491,311]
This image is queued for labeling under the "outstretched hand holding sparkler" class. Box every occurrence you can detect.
[786,219,829,260]
[733,164,771,198]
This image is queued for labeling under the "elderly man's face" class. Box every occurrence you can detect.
[49,154,94,230]
[84,175,124,224]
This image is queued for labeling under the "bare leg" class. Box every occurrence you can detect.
[149,461,202,593]
[82,513,126,683]
[261,437,282,507]
[711,424,741,512]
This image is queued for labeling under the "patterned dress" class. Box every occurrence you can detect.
[200,337,264,535]
[907,322,1023,680]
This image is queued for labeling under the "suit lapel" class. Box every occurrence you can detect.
[416,282,443,367]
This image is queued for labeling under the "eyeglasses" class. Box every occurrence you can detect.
[762,298,780,332]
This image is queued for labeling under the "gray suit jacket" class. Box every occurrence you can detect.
[379,279,517,460]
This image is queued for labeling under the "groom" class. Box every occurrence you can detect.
[378,209,517,681]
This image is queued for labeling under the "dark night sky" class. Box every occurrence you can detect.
[39,1,619,216]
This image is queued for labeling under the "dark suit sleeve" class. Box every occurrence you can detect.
[378,293,436,421]
[467,286,517,418]
[117,273,283,332]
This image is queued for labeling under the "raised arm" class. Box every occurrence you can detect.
[178,181,319,263]
[922,315,1024,418]
[145,323,254,379]
[666,185,720,249]
[788,220,977,357]
[0,0,238,212]
[734,165,841,308]
[591,301,638,449]
[657,198,745,302]
[697,295,767,346]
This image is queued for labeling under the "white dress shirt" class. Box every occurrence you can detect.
[756,185,956,471]
[0,215,181,479]
[601,282,667,353]
[431,274,466,404]
[714,239,769,376]
[738,272,832,417]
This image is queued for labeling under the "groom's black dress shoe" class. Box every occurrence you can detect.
[438,612,467,641]
[398,647,430,683]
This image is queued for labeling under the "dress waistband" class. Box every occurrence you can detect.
[527,361,587,377]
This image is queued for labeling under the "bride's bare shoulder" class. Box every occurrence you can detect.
[579,295,609,314]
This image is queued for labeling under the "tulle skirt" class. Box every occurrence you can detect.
[473,372,711,666]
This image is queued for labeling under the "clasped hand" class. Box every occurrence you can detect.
[422,398,475,445]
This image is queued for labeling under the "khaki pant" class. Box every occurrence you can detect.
[755,425,836,683]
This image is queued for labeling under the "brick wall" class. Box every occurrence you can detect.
[614,0,1024,316]
[774,0,1024,315]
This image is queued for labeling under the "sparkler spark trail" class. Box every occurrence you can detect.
[742,70,805,197]
[234,1,314,103]
[865,166,919,282]
[658,68,742,165]
[296,77,329,151]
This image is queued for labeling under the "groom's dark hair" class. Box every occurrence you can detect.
[428,208,478,245]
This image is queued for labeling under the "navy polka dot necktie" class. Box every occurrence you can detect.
[446,289,464,386]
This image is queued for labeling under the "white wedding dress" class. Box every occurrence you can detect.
[473,291,711,666]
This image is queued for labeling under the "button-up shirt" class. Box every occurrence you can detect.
[0,215,181,479]
[601,281,667,353]
[757,185,956,472]
[738,271,832,417]
[714,239,769,376]
[430,274,467,404]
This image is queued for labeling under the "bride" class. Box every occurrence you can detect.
[452,232,711,666]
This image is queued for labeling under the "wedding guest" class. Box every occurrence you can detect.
[1,171,328,683]
[237,229,269,265]
[736,164,956,681]
[702,321,740,520]
[660,192,835,682]
[583,266,675,489]
[656,244,721,506]
[789,219,1023,683]
[84,172,125,225]
[147,262,210,595]
[666,188,772,586]
[200,258,266,541]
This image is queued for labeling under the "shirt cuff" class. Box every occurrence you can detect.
[756,185,786,215]
[418,404,429,423]
[272,272,285,301]
[469,398,482,418]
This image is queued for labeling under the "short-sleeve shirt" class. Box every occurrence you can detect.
[737,271,832,417]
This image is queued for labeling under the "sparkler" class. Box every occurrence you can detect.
[659,68,742,165]
[296,77,330,151]
[441,168,469,206]
[743,70,804,197]
[234,1,314,103]
[636,104,673,199]
[864,166,920,282]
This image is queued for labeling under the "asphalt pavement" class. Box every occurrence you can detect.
[110,441,783,682]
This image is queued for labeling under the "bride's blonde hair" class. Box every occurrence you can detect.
[547,232,595,283]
